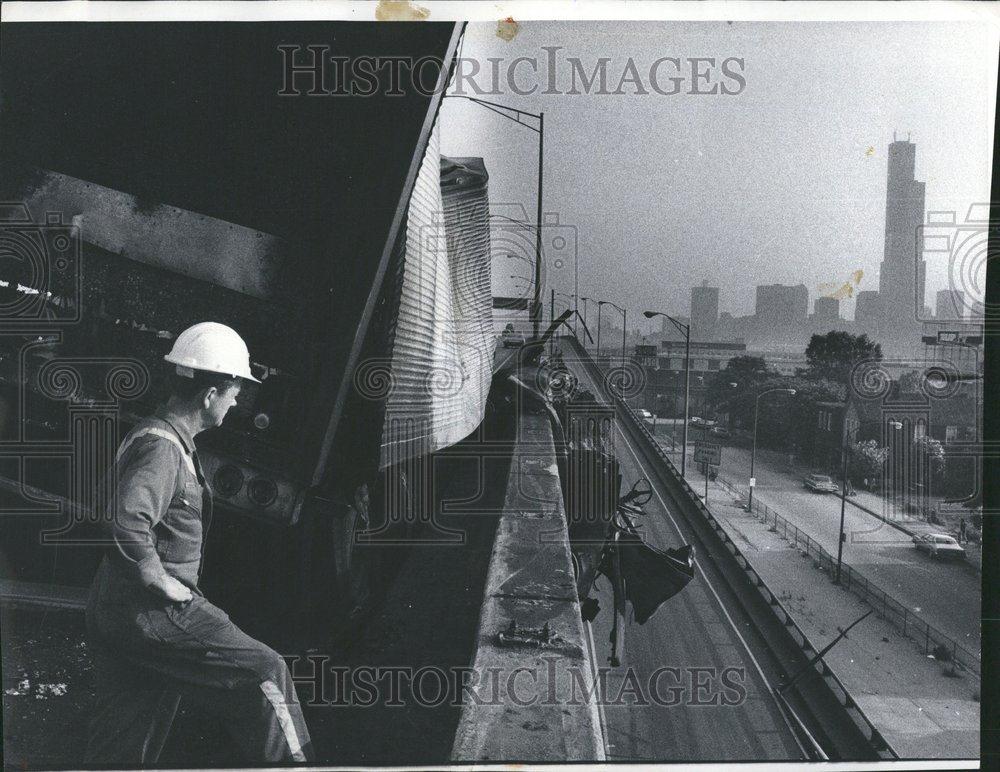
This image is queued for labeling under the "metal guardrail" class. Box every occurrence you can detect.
[572,341,980,681]
[565,338,898,759]
[709,473,981,679]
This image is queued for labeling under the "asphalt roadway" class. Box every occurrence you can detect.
[568,359,806,762]
[655,430,980,654]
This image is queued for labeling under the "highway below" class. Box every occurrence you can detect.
[655,429,980,653]
[568,358,807,762]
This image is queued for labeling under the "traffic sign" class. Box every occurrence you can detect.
[693,442,721,466]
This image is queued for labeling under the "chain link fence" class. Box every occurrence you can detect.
[576,339,979,681]
[711,473,980,679]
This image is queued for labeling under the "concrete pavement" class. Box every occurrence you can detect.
[572,370,806,761]
[648,425,980,655]
[690,479,980,759]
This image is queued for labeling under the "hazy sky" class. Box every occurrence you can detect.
[440,20,997,332]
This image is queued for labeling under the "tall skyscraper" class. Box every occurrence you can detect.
[690,280,719,341]
[877,136,926,346]
[935,288,965,322]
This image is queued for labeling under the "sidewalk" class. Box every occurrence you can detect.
[663,434,982,653]
[725,442,983,574]
[647,419,983,576]
[683,473,980,759]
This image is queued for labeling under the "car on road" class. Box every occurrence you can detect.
[802,473,839,493]
[912,533,966,561]
[709,425,730,439]
[636,409,653,420]
[689,416,705,427]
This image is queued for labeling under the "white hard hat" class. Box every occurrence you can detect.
[165,322,260,383]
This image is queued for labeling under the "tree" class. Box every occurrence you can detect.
[720,355,770,383]
[849,439,890,487]
[704,356,770,416]
[805,331,882,384]
[912,436,946,481]
[759,375,843,455]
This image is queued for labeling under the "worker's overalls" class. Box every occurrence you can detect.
[84,408,312,765]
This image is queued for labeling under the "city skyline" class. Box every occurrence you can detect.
[441,21,996,326]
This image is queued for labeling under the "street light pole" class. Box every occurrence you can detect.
[596,301,603,360]
[554,291,574,333]
[549,287,555,355]
[621,307,627,371]
[447,95,544,337]
[578,297,589,350]
[598,301,627,397]
[835,419,902,583]
[682,326,691,477]
[534,111,545,339]
[643,310,691,477]
[747,388,797,511]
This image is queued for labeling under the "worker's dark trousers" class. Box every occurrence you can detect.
[84,558,312,765]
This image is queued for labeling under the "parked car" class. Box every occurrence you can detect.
[709,426,730,439]
[912,533,966,561]
[803,473,839,493]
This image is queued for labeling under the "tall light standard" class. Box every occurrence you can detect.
[578,296,591,349]
[554,291,575,338]
[644,310,691,477]
[596,300,604,359]
[449,97,544,337]
[747,388,797,511]
[835,418,902,583]
[598,300,626,373]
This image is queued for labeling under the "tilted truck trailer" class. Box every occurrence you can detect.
[0,21,478,650]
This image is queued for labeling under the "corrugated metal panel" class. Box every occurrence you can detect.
[379,126,494,469]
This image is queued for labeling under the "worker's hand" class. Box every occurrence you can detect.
[148,574,193,603]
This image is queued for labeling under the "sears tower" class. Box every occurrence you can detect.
[876,135,926,350]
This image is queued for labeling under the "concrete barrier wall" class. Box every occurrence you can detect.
[451,412,606,762]
[565,335,896,759]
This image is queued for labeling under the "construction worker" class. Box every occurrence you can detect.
[84,322,312,765]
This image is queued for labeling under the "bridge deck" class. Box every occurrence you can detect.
[565,350,806,762]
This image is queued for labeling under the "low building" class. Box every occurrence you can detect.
[657,340,747,374]
[633,343,658,367]
[805,400,846,472]
[801,376,982,510]
[633,340,746,417]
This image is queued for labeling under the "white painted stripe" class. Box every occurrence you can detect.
[259,680,306,762]
[116,427,197,476]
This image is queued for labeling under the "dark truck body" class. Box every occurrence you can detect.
[0,21,463,647]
